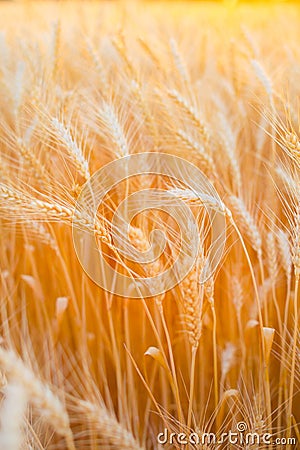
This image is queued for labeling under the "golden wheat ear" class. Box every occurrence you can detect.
[0,347,75,449]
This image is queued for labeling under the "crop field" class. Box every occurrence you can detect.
[0,1,299,449]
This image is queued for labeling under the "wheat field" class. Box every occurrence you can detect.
[0,1,299,449]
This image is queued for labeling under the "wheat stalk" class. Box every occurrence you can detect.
[291,202,300,278]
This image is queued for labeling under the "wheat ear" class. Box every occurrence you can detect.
[291,202,300,278]
[251,59,273,98]
[167,89,209,142]
[217,112,242,193]
[16,138,46,185]
[0,381,27,450]
[169,38,189,83]
[180,261,203,349]
[180,257,204,429]
[0,347,74,448]
[127,225,184,422]
[0,184,111,246]
[176,129,216,175]
[98,102,130,158]
[267,231,277,281]
[51,118,91,180]
[75,399,144,450]
[284,131,300,166]
[168,186,228,214]
[229,195,262,257]
[287,200,300,444]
